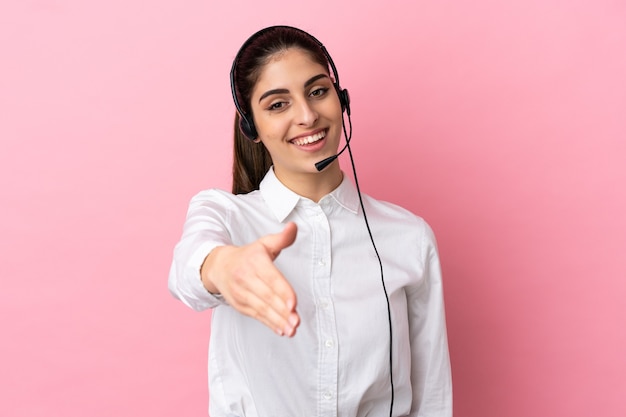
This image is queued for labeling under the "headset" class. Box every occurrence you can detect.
[230,25,350,141]
[229,26,394,417]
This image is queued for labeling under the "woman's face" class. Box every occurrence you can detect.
[249,48,343,183]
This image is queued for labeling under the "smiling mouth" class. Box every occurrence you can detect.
[290,130,326,146]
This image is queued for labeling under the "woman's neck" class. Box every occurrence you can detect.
[273,163,343,203]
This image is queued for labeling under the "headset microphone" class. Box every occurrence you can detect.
[315,140,349,171]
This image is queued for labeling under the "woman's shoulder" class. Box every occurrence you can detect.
[363,194,425,222]
[362,194,436,240]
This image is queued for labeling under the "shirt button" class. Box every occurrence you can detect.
[325,339,334,348]
[323,391,333,400]
[318,258,326,266]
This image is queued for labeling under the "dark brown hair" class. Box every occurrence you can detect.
[230,26,330,194]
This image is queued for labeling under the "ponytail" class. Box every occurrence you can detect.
[231,112,272,194]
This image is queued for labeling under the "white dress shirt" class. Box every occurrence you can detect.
[169,168,452,417]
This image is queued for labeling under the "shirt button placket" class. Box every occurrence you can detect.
[312,205,338,417]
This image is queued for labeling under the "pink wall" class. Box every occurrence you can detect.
[2,1,625,416]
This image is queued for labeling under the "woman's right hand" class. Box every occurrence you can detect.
[200,222,300,337]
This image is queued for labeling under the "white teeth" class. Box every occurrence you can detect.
[292,131,325,146]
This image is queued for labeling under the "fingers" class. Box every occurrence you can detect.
[237,288,300,336]
[232,246,299,336]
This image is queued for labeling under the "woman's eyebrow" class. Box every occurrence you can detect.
[304,74,329,88]
[258,88,289,102]
[258,74,330,103]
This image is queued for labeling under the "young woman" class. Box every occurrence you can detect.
[169,25,452,417]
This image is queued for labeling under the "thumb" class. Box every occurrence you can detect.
[259,222,298,259]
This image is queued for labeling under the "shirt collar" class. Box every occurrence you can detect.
[259,167,360,223]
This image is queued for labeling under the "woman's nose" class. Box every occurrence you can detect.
[295,99,319,127]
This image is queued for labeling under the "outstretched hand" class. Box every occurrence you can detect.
[200,222,300,337]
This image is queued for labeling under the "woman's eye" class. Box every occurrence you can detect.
[268,101,286,111]
[310,87,329,97]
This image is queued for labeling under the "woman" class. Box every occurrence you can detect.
[169,25,452,417]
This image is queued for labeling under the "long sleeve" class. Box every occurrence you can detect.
[168,190,233,311]
[406,222,453,416]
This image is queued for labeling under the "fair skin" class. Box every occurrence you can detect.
[252,48,344,201]
[201,48,345,337]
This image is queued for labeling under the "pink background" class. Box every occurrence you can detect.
[2,1,625,416]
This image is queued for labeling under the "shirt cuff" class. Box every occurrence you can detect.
[184,241,228,308]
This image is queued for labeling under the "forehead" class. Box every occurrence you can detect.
[253,48,329,90]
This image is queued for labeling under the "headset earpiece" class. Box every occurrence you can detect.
[238,114,258,140]
[338,87,351,116]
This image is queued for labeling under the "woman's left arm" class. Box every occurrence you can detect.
[406,221,453,417]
